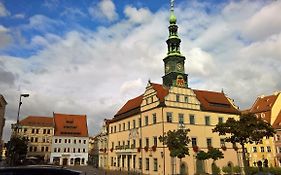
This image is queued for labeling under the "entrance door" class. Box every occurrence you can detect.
[75,158,81,165]
[62,158,68,166]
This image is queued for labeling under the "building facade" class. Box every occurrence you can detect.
[97,120,109,169]
[245,92,281,167]
[15,116,54,162]
[0,95,7,157]
[104,2,242,175]
[50,113,89,166]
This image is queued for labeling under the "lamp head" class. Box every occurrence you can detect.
[21,94,29,97]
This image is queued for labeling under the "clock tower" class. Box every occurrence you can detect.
[162,0,188,88]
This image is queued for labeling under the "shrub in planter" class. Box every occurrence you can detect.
[221,146,227,151]
[233,166,241,174]
[222,166,232,175]
[152,145,157,152]
[211,162,220,175]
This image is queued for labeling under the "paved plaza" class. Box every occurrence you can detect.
[68,166,140,175]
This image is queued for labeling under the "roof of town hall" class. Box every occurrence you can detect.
[19,116,53,127]
[53,113,88,137]
[111,83,240,122]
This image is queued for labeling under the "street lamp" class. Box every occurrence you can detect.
[16,93,29,124]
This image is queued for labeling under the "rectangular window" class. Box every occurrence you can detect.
[191,137,197,146]
[119,124,121,131]
[167,112,172,123]
[47,129,50,134]
[139,158,142,170]
[184,96,189,103]
[43,129,46,134]
[153,113,157,124]
[46,147,49,152]
[146,158,149,170]
[189,114,195,124]
[111,126,113,133]
[146,138,149,147]
[145,116,149,126]
[261,146,265,152]
[176,95,180,102]
[253,146,257,152]
[111,157,113,166]
[218,117,224,124]
[139,139,142,148]
[123,123,125,131]
[278,147,281,153]
[154,158,158,171]
[32,129,35,133]
[207,138,212,147]
[114,126,116,132]
[139,118,142,127]
[154,136,157,146]
[34,147,37,152]
[36,129,39,134]
[205,116,210,125]
[220,138,225,146]
[41,147,44,152]
[54,148,57,152]
[133,120,136,128]
[179,113,184,124]
[267,146,271,152]
[128,121,130,130]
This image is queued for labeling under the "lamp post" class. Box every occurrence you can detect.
[16,93,29,125]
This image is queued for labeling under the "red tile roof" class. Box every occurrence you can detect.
[193,90,240,114]
[19,116,53,127]
[115,95,143,116]
[250,95,278,113]
[151,83,169,102]
[53,113,88,137]
[273,110,281,129]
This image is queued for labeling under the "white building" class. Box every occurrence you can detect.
[50,113,89,166]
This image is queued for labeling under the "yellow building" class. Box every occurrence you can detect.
[105,1,241,174]
[245,91,281,167]
[14,116,54,163]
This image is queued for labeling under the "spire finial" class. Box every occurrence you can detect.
[169,0,176,24]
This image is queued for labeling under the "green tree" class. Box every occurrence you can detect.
[159,129,190,174]
[196,148,224,174]
[212,113,276,174]
[7,135,28,166]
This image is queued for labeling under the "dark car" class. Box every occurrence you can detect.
[0,165,81,175]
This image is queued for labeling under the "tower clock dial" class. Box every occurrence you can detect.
[176,63,183,71]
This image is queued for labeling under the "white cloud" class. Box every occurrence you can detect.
[26,15,63,32]
[0,2,10,17]
[13,13,25,19]
[0,25,12,48]
[124,6,152,24]
[88,0,118,22]
[120,78,143,95]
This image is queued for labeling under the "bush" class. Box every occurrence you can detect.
[212,162,220,175]
[233,166,241,174]
[222,166,232,174]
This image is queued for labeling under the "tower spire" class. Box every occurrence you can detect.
[162,0,188,88]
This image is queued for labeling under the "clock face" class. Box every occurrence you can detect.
[176,63,183,71]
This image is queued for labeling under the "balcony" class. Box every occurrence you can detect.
[115,145,137,154]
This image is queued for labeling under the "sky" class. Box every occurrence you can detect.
[0,0,281,142]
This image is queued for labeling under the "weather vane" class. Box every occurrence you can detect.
[171,0,174,11]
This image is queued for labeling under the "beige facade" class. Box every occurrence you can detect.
[0,95,7,155]
[13,116,54,162]
[98,120,109,169]
[245,91,281,167]
[106,83,241,175]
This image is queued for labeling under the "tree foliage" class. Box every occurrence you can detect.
[159,129,190,159]
[7,135,28,165]
[196,148,224,162]
[212,113,276,173]
[212,113,275,146]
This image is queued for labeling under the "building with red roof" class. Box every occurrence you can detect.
[15,116,54,162]
[50,113,89,166]
[244,92,281,167]
[104,2,242,175]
